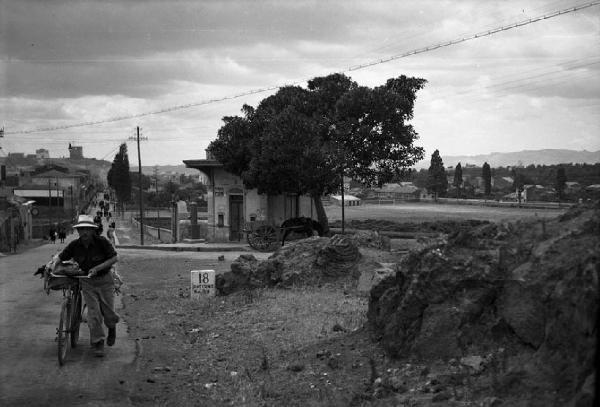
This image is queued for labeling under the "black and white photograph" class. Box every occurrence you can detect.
[1,1,599,406]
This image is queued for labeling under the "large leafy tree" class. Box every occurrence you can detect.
[107,143,131,206]
[452,162,463,198]
[482,162,492,197]
[208,73,427,232]
[427,149,447,200]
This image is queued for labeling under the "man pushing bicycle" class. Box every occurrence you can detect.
[58,214,119,357]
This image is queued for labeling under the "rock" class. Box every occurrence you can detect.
[357,260,396,294]
[481,396,504,407]
[460,355,484,373]
[316,350,331,359]
[497,280,545,349]
[287,363,305,372]
[315,235,361,278]
[327,356,340,369]
[383,374,408,393]
[431,390,451,402]
[218,236,365,294]
[367,206,600,404]
[412,304,462,359]
[332,323,346,332]
[350,230,391,251]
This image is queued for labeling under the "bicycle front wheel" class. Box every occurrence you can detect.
[57,299,71,366]
[70,290,82,348]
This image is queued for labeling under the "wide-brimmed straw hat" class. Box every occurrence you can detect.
[73,214,98,229]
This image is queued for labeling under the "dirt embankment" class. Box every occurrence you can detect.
[368,203,599,406]
[119,204,598,406]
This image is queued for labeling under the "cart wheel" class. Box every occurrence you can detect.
[70,291,82,348]
[248,225,278,252]
[57,299,70,366]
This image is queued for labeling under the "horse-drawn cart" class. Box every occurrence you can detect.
[243,217,323,252]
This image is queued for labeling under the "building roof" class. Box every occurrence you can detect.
[32,169,82,178]
[330,194,360,201]
[183,159,223,177]
[374,183,420,194]
[14,184,62,190]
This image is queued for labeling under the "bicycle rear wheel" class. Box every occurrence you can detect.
[57,298,71,365]
[70,290,82,348]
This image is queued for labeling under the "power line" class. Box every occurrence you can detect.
[345,1,600,73]
[4,0,599,136]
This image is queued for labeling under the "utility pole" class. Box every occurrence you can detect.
[48,178,53,229]
[55,177,60,227]
[153,165,160,240]
[129,127,148,245]
[341,174,345,235]
[69,185,74,220]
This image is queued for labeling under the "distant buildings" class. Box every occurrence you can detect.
[7,152,24,160]
[36,149,49,159]
[369,182,422,201]
[69,145,84,160]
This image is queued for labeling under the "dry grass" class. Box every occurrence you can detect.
[121,255,376,406]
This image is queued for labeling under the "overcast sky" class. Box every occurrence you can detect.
[1,0,599,166]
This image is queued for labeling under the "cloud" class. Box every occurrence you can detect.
[2,0,599,165]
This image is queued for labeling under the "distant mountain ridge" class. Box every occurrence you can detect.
[143,149,599,173]
[416,149,600,168]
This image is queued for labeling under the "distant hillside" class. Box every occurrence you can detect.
[416,149,600,168]
[140,150,599,174]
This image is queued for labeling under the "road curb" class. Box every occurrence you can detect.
[115,245,252,252]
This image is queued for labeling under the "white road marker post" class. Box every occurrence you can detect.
[190,270,216,299]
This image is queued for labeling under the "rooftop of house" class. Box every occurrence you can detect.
[374,183,420,194]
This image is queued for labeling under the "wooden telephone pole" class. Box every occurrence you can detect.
[129,127,148,245]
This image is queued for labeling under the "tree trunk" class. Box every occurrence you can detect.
[312,194,330,236]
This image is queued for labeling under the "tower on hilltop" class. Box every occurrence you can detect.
[69,145,83,160]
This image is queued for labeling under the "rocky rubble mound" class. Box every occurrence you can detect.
[367,203,599,405]
[216,235,366,294]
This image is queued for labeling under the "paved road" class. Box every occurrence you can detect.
[0,239,135,407]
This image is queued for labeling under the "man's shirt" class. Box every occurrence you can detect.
[59,235,117,275]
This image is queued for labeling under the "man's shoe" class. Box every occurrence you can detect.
[93,340,105,357]
[107,327,116,346]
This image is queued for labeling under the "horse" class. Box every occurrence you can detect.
[280,217,324,247]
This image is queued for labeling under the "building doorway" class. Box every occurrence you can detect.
[229,194,244,241]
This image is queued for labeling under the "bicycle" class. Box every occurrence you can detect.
[46,273,87,366]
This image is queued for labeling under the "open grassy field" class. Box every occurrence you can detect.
[325,202,567,223]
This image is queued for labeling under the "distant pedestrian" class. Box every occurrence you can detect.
[58,227,66,243]
[107,222,116,246]
[94,215,103,236]
[49,227,56,244]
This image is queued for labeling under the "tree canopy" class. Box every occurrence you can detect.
[452,162,463,198]
[482,162,492,196]
[208,73,427,230]
[555,167,567,200]
[107,143,131,204]
[426,149,448,199]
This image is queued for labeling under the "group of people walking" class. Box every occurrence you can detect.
[47,225,67,244]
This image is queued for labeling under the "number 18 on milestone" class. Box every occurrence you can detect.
[190,270,216,299]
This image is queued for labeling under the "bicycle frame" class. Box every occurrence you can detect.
[55,276,84,366]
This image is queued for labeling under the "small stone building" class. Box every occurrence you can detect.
[184,156,319,243]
